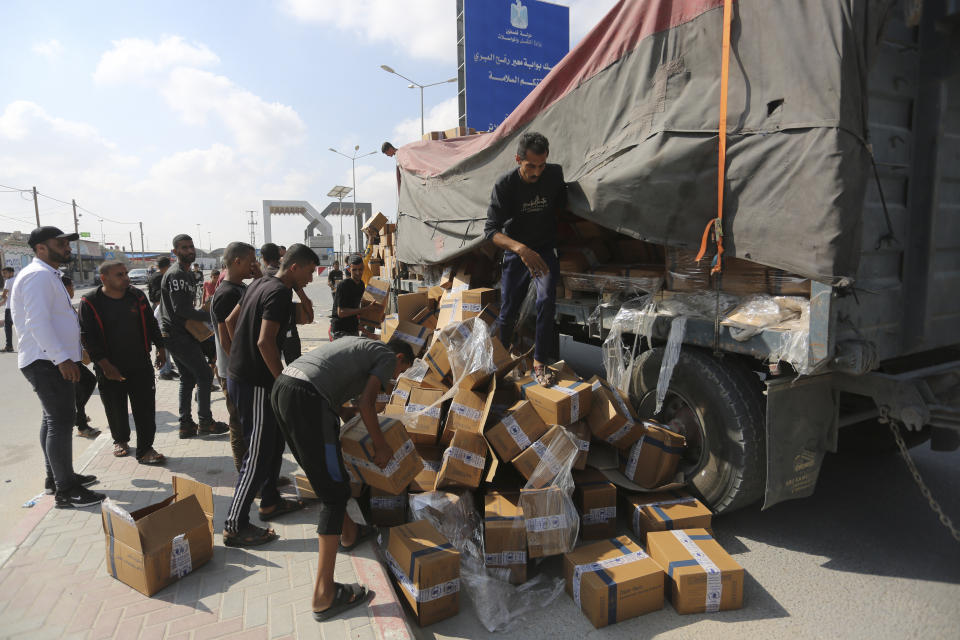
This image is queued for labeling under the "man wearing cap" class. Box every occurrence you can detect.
[11,227,104,508]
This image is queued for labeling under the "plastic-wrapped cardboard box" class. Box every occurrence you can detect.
[341,415,424,494]
[409,445,443,493]
[620,422,686,489]
[568,421,591,470]
[382,318,429,356]
[573,469,617,540]
[435,429,488,490]
[512,425,579,488]
[459,288,498,321]
[483,491,527,584]
[486,400,549,463]
[369,487,407,526]
[385,519,461,626]
[647,528,743,614]
[624,491,713,543]
[440,379,495,443]
[563,536,664,628]
[525,372,593,425]
[404,388,445,445]
[520,486,577,558]
[100,476,214,596]
[422,339,451,387]
[587,377,645,449]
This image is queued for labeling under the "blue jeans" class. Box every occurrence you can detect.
[164,334,212,424]
[21,359,77,492]
[496,248,559,364]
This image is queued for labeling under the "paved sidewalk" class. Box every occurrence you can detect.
[0,319,413,640]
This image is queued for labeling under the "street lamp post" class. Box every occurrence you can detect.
[380,65,457,137]
[329,147,375,253]
[327,185,352,262]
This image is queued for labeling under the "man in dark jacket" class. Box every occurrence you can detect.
[159,234,228,438]
[149,256,177,380]
[80,261,167,463]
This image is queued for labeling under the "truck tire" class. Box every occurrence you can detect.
[630,346,766,513]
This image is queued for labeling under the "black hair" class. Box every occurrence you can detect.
[280,243,320,269]
[157,256,171,268]
[348,255,364,266]
[172,234,192,248]
[223,241,256,267]
[381,141,396,153]
[1,266,14,273]
[61,275,73,286]
[386,338,415,363]
[260,243,280,263]
[99,260,125,275]
[517,131,549,158]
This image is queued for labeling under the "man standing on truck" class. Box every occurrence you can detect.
[484,131,567,386]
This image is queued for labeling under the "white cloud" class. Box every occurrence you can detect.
[32,39,64,59]
[282,0,456,62]
[567,0,620,44]
[93,36,219,85]
[391,96,459,147]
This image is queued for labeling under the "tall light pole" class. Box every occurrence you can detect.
[380,65,457,137]
[327,185,352,262]
[329,146,375,253]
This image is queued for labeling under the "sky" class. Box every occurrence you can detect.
[0,0,618,253]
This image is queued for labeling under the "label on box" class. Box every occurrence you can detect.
[376,393,391,403]
[485,550,527,565]
[392,389,410,402]
[572,549,649,609]
[671,530,722,612]
[406,404,441,419]
[170,534,193,578]
[631,496,698,532]
[532,440,562,476]
[367,284,388,298]
[423,460,442,472]
[503,416,531,450]
[371,495,406,510]
[452,284,470,293]
[525,513,570,532]
[554,385,582,421]
[385,550,460,602]
[625,435,646,480]
[444,446,485,469]
[582,506,616,525]
[591,380,602,391]
[450,402,482,421]
[343,439,416,477]
[606,420,636,445]
[396,331,426,347]
[575,437,590,452]
[457,324,472,339]
[461,302,482,312]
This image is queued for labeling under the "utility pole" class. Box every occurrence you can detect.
[247,210,258,246]
[72,199,84,282]
[32,187,40,227]
[139,221,145,260]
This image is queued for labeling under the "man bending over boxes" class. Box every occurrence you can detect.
[484,131,567,386]
[271,336,414,621]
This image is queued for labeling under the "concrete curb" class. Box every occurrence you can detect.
[351,549,415,640]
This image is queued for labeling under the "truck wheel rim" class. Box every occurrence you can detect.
[636,389,706,479]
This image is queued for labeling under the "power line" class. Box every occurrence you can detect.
[0,181,138,226]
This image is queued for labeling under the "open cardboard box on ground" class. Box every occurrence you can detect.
[101,476,214,596]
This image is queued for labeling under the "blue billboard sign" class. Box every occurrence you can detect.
[459,0,570,132]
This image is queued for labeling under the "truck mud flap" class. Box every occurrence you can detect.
[763,374,838,509]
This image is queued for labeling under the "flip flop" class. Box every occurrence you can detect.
[137,449,166,465]
[113,442,130,457]
[258,498,305,521]
[339,525,377,552]
[223,524,278,548]
[533,365,557,387]
[313,583,371,622]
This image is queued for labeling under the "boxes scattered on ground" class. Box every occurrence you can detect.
[100,476,214,596]
[573,469,617,540]
[647,529,744,614]
[620,422,686,488]
[483,491,527,585]
[340,415,423,494]
[385,519,461,626]
[624,491,713,543]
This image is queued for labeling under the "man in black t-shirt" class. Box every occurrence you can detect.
[222,243,319,547]
[483,131,567,386]
[210,241,258,471]
[330,256,378,339]
[326,261,343,291]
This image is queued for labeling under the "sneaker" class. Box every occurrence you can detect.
[198,418,229,435]
[45,473,99,495]
[179,418,199,439]
[76,426,102,439]
[2,346,12,353]
[55,485,106,509]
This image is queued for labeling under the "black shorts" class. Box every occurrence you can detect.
[271,373,351,535]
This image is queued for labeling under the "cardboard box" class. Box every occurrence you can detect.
[396,292,428,322]
[587,378,645,450]
[573,469,617,540]
[563,536,664,628]
[512,425,579,488]
[100,476,214,596]
[409,445,443,492]
[383,318,430,356]
[436,290,461,329]
[369,487,407,526]
[361,212,388,237]
[625,491,713,543]
[385,520,461,626]
[647,529,743,614]
[483,491,527,584]
[485,400,549,463]
[459,288,498,321]
[525,371,593,425]
[520,486,577,558]
[422,339,451,387]
[441,380,495,443]
[340,415,424,494]
[363,276,391,305]
[422,131,444,141]
[620,422,686,489]
[435,429,488,489]
[568,421,591,470]
[404,388,445,445]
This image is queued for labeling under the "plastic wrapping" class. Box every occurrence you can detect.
[723,295,807,341]
[665,247,809,297]
[655,316,688,414]
[404,490,565,633]
[601,295,655,395]
[438,317,496,384]
[102,498,135,524]
[561,268,663,296]
[519,426,580,558]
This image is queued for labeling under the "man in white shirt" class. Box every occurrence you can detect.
[11,227,105,508]
[1,266,14,351]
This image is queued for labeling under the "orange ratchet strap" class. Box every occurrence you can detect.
[696,0,733,274]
